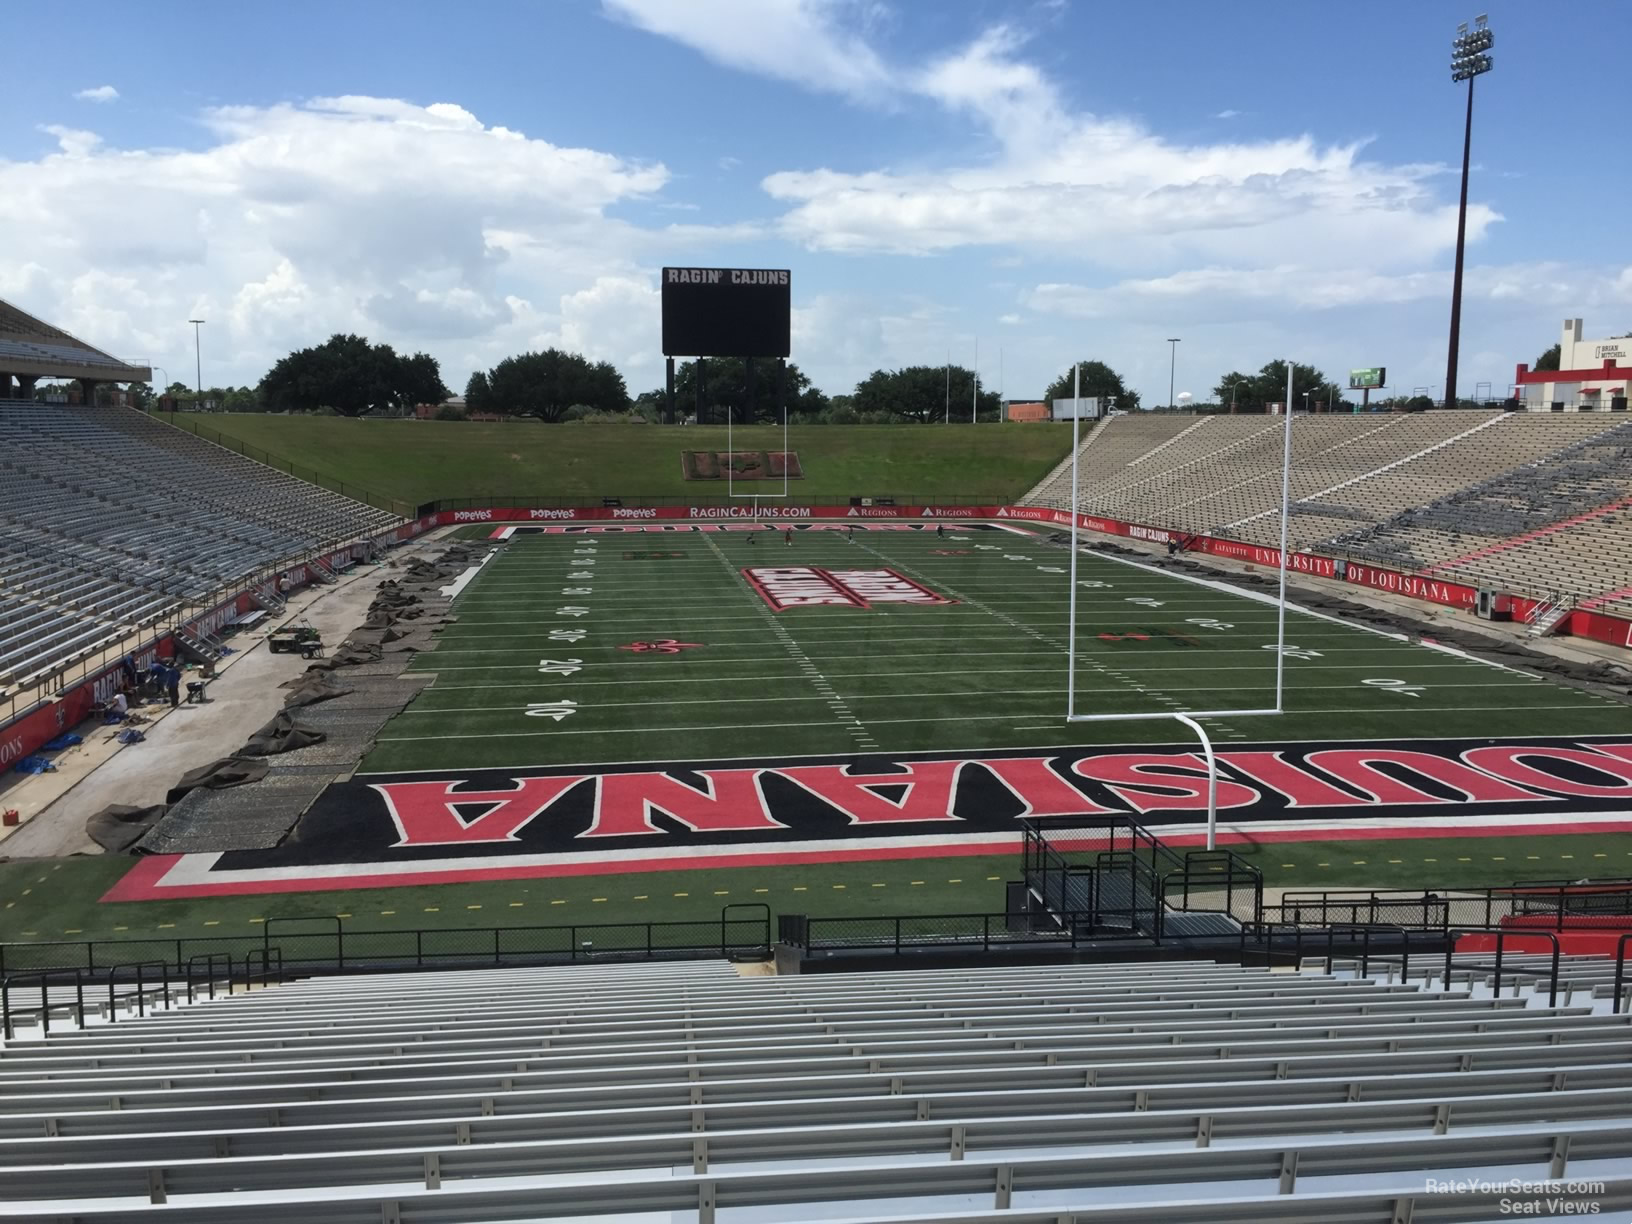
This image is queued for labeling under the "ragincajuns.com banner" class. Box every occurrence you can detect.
[107,736,1632,899]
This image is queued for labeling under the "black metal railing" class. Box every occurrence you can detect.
[0,908,773,981]
[1269,880,1632,933]
[1241,920,1563,1007]
[781,911,1111,955]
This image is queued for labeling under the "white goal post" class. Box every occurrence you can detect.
[1063,360,1297,848]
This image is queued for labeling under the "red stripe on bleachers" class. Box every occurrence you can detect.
[1424,494,1632,576]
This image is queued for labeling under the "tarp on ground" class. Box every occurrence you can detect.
[86,803,167,853]
[278,673,356,708]
[165,757,270,804]
[242,711,327,756]
[304,641,385,669]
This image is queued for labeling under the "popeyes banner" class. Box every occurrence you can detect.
[105,735,1632,899]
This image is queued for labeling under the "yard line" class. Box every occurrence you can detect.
[417,659,1550,688]
[406,677,1566,714]
[374,703,1612,744]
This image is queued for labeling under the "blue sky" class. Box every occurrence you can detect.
[4,0,1628,405]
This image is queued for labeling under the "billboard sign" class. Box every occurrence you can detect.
[661,267,791,358]
[1349,367,1386,389]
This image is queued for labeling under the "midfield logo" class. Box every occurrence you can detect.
[743,566,955,611]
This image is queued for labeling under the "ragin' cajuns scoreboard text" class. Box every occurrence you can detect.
[661,267,791,359]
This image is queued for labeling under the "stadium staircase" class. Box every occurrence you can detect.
[1525,594,1574,638]
[1021,816,1260,942]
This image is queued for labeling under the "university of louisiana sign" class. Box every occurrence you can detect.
[105,737,1632,899]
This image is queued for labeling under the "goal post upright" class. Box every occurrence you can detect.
[726,357,792,504]
[1066,362,1081,720]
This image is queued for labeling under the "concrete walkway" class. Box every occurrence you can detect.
[0,532,451,859]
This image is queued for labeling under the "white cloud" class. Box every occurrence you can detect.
[615,7,1499,277]
[1214,109,1241,120]
[74,85,119,103]
[998,312,1021,325]
[0,95,679,391]
[603,0,892,103]
[1026,261,1632,322]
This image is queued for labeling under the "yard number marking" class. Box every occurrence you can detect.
[562,587,593,595]
[537,658,583,675]
[1036,565,1066,573]
[556,606,591,617]
[1079,580,1112,589]
[1362,677,1428,698]
[548,629,587,643]
[1184,617,1234,630]
[1125,596,1165,607]
[1264,644,1323,660]
[524,700,579,721]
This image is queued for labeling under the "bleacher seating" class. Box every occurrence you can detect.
[1022,411,1632,613]
[1,958,1629,1220]
[0,401,400,688]
[1328,420,1632,605]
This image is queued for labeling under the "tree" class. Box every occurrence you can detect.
[1533,343,1561,372]
[852,365,999,423]
[258,333,448,417]
[1210,360,1330,413]
[465,371,492,416]
[221,386,260,413]
[671,357,826,423]
[398,352,451,413]
[125,381,154,411]
[1042,361,1141,413]
[472,349,629,422]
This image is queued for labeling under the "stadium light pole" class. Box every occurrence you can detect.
[971,337,978,424]
[1166,338,1180,410]
[150,367,167,415]
[1445,14,1494,411]
[187,318,204,413]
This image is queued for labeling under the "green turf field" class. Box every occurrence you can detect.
[168,415,1074,508]
[4,519,1626,947]
[374,523,1625,773]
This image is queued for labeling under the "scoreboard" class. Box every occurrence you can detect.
[661,267,791,358]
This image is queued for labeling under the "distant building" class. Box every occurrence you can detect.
[417,394,468,420]
[1005,401,1049,422]
[1514,319,1628,411]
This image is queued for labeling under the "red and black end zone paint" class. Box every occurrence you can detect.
[106,736,1632,899]
[743,566,955,611]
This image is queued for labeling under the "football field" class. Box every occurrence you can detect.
[6,518,1632,943]
[374,521,1624,771]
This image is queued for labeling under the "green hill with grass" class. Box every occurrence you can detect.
[167,414,1075,510]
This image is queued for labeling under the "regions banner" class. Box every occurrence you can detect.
[105,736,1632,899]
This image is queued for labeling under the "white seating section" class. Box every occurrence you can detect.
[0,401,401,688]
[1024,411,1632,609]
[1,958,1629,1221]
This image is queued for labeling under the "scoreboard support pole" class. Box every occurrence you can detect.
[665,357,675,425]
[776,358,786,426]
[696,358,707,425]
[746,357,756,426]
